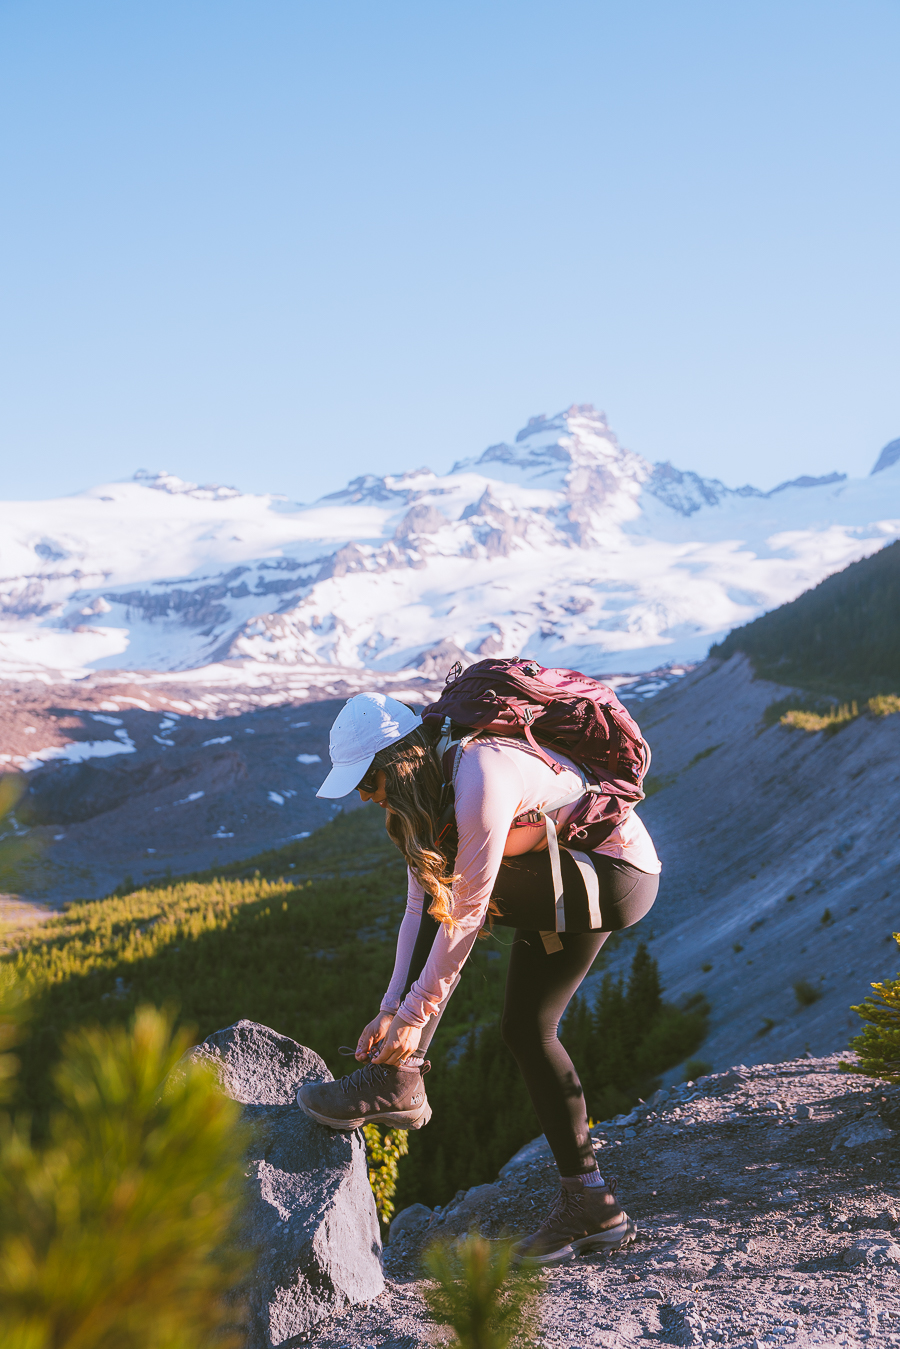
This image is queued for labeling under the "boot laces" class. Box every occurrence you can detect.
[537,1185,582,1232]
[340,1062,389,1096]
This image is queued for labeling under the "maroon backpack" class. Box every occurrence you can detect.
[422,657,651,855]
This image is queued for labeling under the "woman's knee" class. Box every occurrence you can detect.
[501,1009,555,1057]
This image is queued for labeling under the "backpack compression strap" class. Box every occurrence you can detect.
[537,784,606,954]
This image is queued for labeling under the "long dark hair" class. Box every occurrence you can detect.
[368,724,459,927]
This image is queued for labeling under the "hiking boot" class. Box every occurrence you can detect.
[296,1059,432,1131]
[513,1176,635,1266]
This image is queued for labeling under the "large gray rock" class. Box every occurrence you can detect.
[841,1238,900,1268]
[183,1019,384,1347]
[430,1182,504,1237]
[388,1202,433,1245]
[498,1133,552,1177]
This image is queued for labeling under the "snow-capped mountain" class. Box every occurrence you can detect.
[2,405,899,682]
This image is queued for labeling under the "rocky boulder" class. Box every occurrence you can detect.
[182,1019,384,1347]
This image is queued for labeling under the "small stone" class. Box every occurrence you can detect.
[831,1118,894,1150]
[716,1069,748,1090]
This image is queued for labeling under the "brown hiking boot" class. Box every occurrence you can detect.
[296,1059,432,1131]
[513,1176,636,1266]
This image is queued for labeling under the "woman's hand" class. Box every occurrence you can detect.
[371,1013,422,1066]
[356,1012,395,1061]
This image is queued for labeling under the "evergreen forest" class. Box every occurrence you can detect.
[710,538,900,698]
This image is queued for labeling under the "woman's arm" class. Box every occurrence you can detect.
[395,743,526,1029]
[379,871,424,1014]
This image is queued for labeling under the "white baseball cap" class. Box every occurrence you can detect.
[316,692,421,798]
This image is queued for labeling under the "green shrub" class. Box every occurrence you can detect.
[868,694,900,718]
[841,934,900,1083]
[793,979,823,1007]
[764,694,899,737]
[0,998,250,1349]
[781,702,859,736]
[762,695,834,728]
[687,744,722,767]
[682,1058,712,1081]
[423,1234,541,1349]
[363,1123,409,1226]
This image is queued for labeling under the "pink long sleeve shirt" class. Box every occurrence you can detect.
[380,737,660,1030]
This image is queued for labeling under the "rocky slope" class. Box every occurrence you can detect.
[2,407,899,682]
[294,1054,900,1348]
[614,654,900,1076]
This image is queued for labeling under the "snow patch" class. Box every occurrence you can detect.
[18,733,136,772]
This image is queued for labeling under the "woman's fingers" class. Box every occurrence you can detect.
[371,1016,420,1065]
[356,1013,392,1060]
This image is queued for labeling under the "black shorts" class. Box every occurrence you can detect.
[488,849,658,933]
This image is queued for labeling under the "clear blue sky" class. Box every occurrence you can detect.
[1,0,898,503]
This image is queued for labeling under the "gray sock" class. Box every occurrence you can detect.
[564,1169,606,1188]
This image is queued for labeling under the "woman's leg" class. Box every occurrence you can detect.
[500,928,608,1176]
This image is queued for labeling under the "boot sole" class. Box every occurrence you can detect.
[296,1091,432,1132]
[516,1214,636,1267]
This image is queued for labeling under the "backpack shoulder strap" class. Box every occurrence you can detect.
[454,732,484,782]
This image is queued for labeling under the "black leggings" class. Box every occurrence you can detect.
[403,851,658,1177]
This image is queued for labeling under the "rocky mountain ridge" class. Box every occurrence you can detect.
[2,406,899,682]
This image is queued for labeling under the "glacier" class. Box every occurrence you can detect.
[1,404,898,683]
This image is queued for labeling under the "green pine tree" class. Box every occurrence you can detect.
[0,994,250,1349]
[423,1235,541,1349]
[841,933,900,1083]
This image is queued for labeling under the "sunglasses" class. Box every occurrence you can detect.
[356,767,380,793]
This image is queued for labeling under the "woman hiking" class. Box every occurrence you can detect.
[296,679,660,1265]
